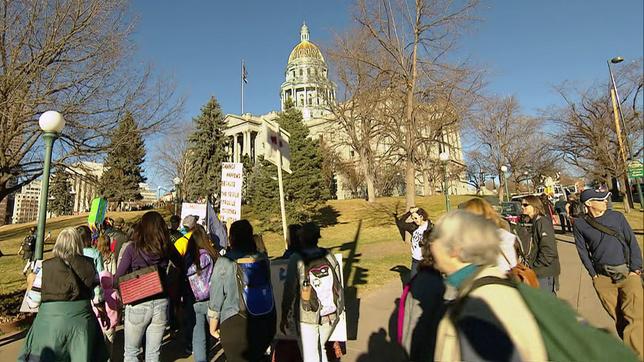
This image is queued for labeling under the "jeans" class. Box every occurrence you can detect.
[299,320,336,362]
[124,298,169,362]
[538,276,556,295]
[192,301,210,362]
[410,258,421,281]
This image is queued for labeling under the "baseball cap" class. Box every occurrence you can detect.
[580,189,611,204]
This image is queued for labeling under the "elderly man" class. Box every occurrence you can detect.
[573,189,643,359]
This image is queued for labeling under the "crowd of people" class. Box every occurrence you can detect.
[14,187,644,362]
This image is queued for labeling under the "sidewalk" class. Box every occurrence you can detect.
[0,233,616,361]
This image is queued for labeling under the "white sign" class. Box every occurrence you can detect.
[262,120,292,174]
[220,162,243,222]
[180,202,208,228]
[270,253,347,342]
[20,260,43,313]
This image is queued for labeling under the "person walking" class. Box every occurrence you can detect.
[95,232,119,343]
[168,215,184,243]
[20,227,37,273]
[19,227,108,361]
[116,211,179,362]
[555,195,572,233]
[573,189,643,359]
[460,198,518,272]
[395,207,432,279]
[208,220,276,362]
[429,211,548,361]
[105,217,128,265]
[281,222,344,362]
[397,228,446,360]
[522,195,560,293]
[184,224,218,362]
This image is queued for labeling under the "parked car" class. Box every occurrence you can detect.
[500,201,523,224]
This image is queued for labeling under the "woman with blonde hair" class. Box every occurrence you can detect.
[460,198,518,271]
[20,227,108,361]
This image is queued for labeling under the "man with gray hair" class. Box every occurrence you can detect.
[573,189,643,359]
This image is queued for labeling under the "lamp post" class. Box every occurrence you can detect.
[439,151,451,212]
[35,111,65,261]
[523,171,530,192]
[608,56,643,211]
[501,165,510,202]
[173,177,182,216]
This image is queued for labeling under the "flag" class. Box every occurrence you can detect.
[242,62,248,84]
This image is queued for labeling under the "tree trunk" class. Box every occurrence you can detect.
[423,171,432,196]
[360,157,376,203]
[620,177,631,213]
[405,160,416,209]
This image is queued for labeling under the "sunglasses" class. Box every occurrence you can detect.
[521,203,530,207]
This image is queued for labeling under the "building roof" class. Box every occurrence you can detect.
[288,23,325,63]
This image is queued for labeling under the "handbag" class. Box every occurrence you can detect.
[118,250,164,305]
[500,246,540,288]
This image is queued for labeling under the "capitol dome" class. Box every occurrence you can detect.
[288,23,325,63]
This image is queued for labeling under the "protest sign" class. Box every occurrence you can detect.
[262,120,292,174]
[87,198,108,226]
[20,260,43,313]
[180,203,207,227]
[220,162,243,222]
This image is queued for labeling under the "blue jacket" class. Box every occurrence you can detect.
[573,210,643,277]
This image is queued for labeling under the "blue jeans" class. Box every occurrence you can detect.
[124,298,169,362]
[539,276,556,294]
[192,301,210,362]
[410,258,421,281]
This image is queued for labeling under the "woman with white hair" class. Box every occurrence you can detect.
[430,211,547,361]
[19,227,108,362]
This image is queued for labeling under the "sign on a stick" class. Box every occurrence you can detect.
[220,162,243,221]
[262,120,292,174]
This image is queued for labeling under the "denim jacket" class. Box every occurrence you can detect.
[207,250,267,323]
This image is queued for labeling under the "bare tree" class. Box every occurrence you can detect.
[354,0,480,209]
[549,60,643,187]
[152,122,193,194]
[325,27,387,202]
[0,0,184,204]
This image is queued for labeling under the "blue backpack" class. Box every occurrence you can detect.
[228,255,275,317]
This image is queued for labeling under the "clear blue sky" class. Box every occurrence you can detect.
[131,1,643,187]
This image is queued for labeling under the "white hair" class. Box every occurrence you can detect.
[52,227,83,261]
[430,210,500,265]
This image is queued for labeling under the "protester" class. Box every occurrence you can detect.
[116,211,178,362]
[398,228,446,360]
[77,225,105,306]
[282,224,302,259]
[281,222,344,362]
[105,217,128,263]
[19,227,37,268]
[395,207,433,279]
[208,219,276,362]
[174,215,199,256]
[460,198,518,271]
[573,189,643,359]
[184,224,218,362]
[430,211,548,361]
[95,232,119,343]
[19,227,108,361]
[555,195,572,232]
[169,215,184,243]
[567,194,583,222]
[522,195,560,293]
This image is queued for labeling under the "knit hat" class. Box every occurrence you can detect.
[182,215,199,230]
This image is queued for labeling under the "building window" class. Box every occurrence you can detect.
[307,68,311,76]
[299,69,303,76]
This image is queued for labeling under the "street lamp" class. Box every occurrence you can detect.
[523,171,530,192]
[439,151,451,212]
[35,111,65,261]
[501,165,510,202]
[173,177,182,216]
[608,56,643,210]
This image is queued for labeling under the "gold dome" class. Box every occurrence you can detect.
[288,23,325,63]
[288,41,324,63]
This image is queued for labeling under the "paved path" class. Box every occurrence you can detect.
[0,233,616,361]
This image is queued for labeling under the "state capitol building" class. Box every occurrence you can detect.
[222,24,471,200]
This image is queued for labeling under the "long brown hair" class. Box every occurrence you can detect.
[132,211,170,258]
[461,198,510,231]
[229,220,257,254]
[96,232,112,260]
[523,195,545,216]
[186,224,218,272]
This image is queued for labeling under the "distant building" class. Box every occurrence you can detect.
[68,162,104,213]
[12,180,42,224]
[139,183,157,205]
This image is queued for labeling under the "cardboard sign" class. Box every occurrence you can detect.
[180,203,208,227]
[270,253,347,342]
[20,260,43,313]
[219,162,243,222]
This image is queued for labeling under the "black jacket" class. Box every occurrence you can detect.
[41,255,98,302]
[527,215,560,278]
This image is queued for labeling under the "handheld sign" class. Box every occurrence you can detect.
[219,162,243,222]
[88,198,108,226]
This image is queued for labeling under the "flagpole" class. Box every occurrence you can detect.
[241,59,244,114]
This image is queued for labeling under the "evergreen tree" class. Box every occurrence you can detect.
[250,156,281,229]
[278,100,329,223]
[100,111,146,206]
[49,167,74,216]
[184,96,228,203]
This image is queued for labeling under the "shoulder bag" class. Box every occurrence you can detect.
[118,250,164,305]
